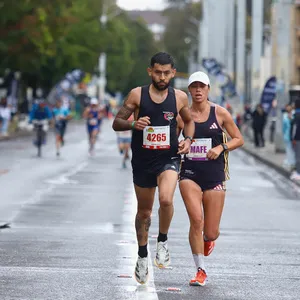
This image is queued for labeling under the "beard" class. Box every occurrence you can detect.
[152,79,170,91]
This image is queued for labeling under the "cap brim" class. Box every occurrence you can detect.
[188,79,210,86]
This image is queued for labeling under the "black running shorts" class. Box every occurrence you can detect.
[133,157,181,188]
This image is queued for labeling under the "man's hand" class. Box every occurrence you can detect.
[207,145,223,160]
[178,138,191,154]
[133,116,151,130]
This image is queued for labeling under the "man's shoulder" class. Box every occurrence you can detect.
[173,88,188,101]
[127,87,142,103]
[130,86,142,95]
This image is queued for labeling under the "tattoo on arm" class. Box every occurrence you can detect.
[112,102,135,131]
[115,104,134,120]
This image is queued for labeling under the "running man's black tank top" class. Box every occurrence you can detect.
[183,105,229,181]
[131,85,179,170]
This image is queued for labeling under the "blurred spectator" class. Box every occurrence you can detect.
[282,104,295,170]
[269,99,277,143]
[242,104,252,138]
[0,98,11,137]
[235,113,242,129]
[290,99,300,181]
[252,104,267,148]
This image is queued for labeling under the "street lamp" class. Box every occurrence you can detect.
[98,3,108,105]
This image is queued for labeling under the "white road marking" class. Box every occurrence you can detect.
[121,186,159,300]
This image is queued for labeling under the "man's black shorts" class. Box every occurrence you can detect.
[132,157,181,188]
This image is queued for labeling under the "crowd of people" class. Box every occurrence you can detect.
[239,99,300,181]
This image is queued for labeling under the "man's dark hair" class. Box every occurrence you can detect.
[150,52,175,68]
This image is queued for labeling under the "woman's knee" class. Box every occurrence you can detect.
[204,229,220,241]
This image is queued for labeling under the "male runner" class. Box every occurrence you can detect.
[53,99,71,157]
[178,71,244,286]
[83,97,102,155]
[116,114,134,169]
[112,52,195,284]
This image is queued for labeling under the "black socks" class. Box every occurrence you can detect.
[157,232,168,243]
[138,244,148,258]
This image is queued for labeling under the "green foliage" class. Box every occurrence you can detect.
[162,0,202,72]
[0,0,158,95]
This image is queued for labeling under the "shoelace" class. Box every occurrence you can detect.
[158,243,168,252]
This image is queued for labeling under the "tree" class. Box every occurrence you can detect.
[162,0,202,72]
[121,19,159,96]
[0,0,160,97]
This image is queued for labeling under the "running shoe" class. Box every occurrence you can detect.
[189,268,207,286]
[154,241,170,268]
[134,256,149,284]
[204,240,215,256]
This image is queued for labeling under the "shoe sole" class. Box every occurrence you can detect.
[134,272,149,285]
[189,281,206,287]
[154,257,170,269]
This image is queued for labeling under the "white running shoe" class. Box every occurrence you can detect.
[154,241,170,268]
[134,256,149,284]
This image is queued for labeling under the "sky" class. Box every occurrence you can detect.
[117,0,167,11]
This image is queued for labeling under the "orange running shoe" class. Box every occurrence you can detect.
[189,268,207,286]
[204,240,215,256]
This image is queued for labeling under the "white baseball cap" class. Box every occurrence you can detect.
[90,97,98,105]
[188,71,210,86]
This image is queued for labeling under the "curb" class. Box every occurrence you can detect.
[241,146,300,187]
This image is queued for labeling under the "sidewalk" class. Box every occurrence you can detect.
[242,138,300,186]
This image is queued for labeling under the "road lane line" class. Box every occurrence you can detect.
[121,186,159,300]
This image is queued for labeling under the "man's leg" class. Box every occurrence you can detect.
[260,129,265,147]
[89,128,98,154]
[122,143,130,168]
[55,133,61,156]
[134,184,156,284]
[157,170,178,237]
[134,185,156,250]
[154,169,178,268]
[254,129,259,147]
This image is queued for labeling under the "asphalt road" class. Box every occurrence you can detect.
[0,119,300,300]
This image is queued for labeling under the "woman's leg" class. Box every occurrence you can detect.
[202,188,225,253]
[180,179,207,285]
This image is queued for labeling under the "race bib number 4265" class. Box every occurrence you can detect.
[143,126,170,149]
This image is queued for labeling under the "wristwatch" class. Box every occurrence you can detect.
[184,136,193,143]
[221,143,228,152]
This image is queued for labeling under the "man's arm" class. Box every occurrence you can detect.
[178,92,194,137]
[112,88,139,131]
[177,91,194,154]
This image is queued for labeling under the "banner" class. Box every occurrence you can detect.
[260,76,277,113]
[202,58,237,98]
